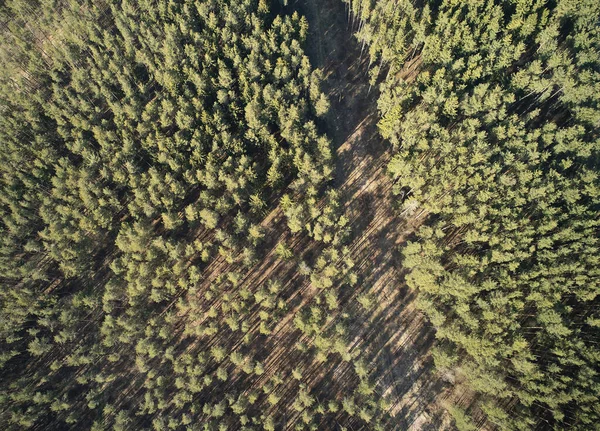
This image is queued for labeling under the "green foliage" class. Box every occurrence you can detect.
[275,242,293,261]
[447,405,476,431]
[0,0,338,429]
[349,0,600,428]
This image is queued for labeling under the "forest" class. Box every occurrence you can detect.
[0,0,598,430]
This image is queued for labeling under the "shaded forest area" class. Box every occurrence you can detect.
[0,0,599,431]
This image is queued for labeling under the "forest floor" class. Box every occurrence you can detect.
[293,0,454,429]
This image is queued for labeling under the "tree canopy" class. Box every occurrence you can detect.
[347,0,600,429]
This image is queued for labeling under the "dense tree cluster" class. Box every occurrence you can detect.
[0,1,388,430]
[6,0,598,428]
[347,0,600,429]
